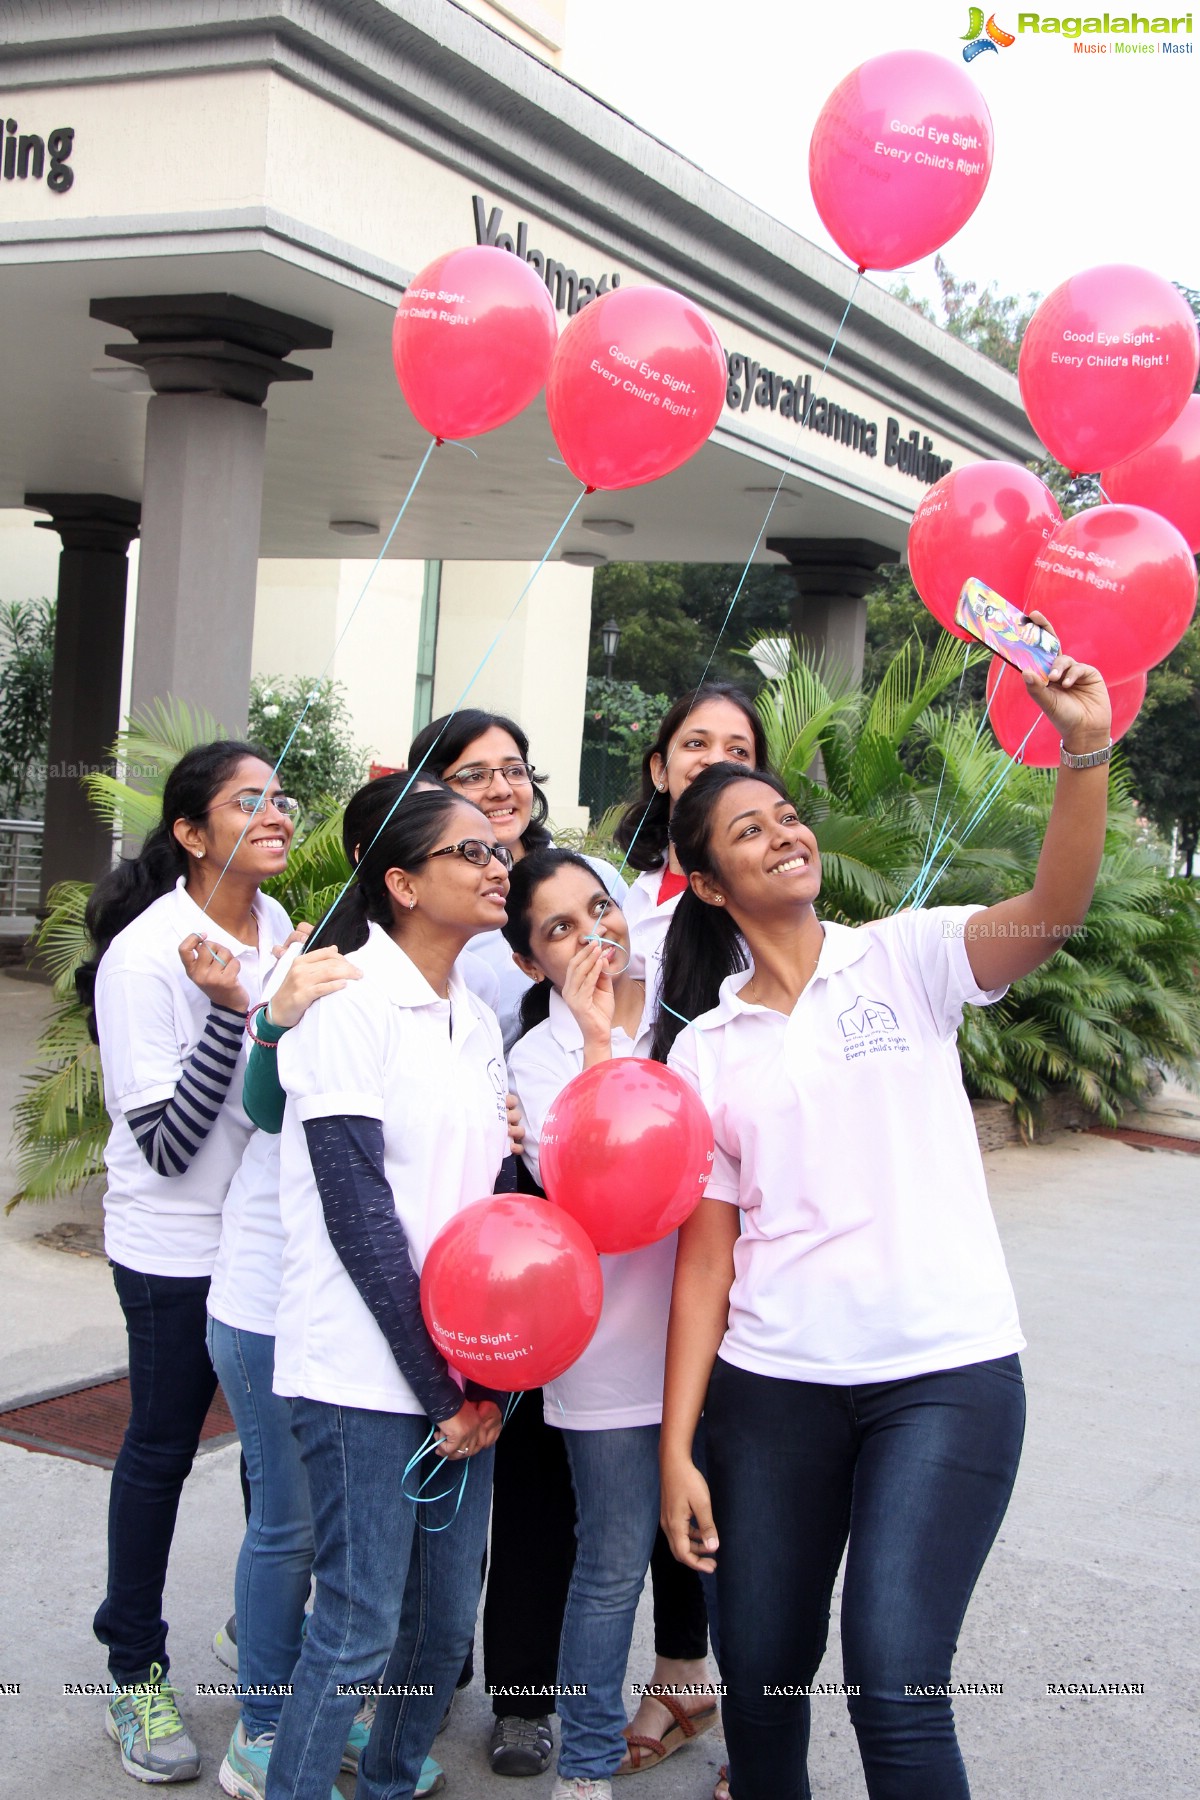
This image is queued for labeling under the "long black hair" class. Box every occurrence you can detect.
[78,738,267,1039]
[500,847,604,1039]
[313,785,466,954]
[650,763,793,1063]
[306,770,452,952]
[407,709,552,855]
[613,683,770,874]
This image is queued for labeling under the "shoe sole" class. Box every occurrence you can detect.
[105,1711,201,1784]
[218,1757,263,1800]
[212,1633,239,1674]
[491,1757,554,1778]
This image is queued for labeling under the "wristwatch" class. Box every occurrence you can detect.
[1059,739,1113,770]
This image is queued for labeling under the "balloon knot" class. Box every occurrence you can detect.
[585,485,597,495]
[435,437,445,448]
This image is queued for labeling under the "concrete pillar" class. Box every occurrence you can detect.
[24,494,140,900]
[767,538,899,683]
[89,294,332,735]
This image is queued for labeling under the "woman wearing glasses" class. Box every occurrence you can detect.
[265,785,513,1800]
[408,711,627,1052]
[406,711,627,1777]
[81,741,298,1783]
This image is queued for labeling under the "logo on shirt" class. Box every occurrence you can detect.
[836,995,912,1062]
[487,1055,508,1123]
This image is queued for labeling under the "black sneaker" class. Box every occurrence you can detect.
[489,1715,554,1777]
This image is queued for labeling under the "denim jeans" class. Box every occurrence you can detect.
[556,1425,662,1781]
[705,1354,1027,1800]
[93,1263,217,1683]
[265,1400,493,1800]
[206,1320,314,1734]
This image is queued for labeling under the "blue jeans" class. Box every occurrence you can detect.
[93,1263,217,1682]
[557,1425,662,1781]
[206,1320,314,1734]
[265,1400,493,1800]
[705,1354,1026,1800]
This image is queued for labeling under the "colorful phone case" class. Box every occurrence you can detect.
[955,578,1061,678]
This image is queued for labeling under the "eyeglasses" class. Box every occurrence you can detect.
[428,839,515,871]
[445,762,533,790]
[212,794,302,818]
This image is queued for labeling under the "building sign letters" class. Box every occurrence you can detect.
[1,118,74,191]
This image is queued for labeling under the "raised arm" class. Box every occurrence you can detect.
[966,621,1113,991]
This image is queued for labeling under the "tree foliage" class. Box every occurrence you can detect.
[589,562,795,698]
[0,597,55,817]
[248,675,369,817]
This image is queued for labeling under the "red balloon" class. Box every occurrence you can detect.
[1023,505,1197,685]
[545,285,726,491]
[391,246,558,440]
[1018,266,1199,474]
[909,463,1062,641]
[539,1060,714,1253]
[986,658,1146,768]
[420,1197,602,1391]
[808,51,993,272]
[1103,393,1200,555]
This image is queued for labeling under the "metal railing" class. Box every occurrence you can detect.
[0,818,42,928]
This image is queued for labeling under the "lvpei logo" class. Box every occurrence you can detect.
[961,8,1016,58]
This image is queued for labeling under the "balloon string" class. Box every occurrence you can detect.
[908,641,973,906]
[400,1425,471,1532]
[898,714,1038,912]
[203,435,441,913]
[609,270,865,890]
[901,645,1002,909]
[305,483,590,949]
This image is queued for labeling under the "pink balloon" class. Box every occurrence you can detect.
[908,463,1062,641]
[545,285,727,491]
[420,1197,603,1391]
[1103,393,1200,555]
[1018,265,1199,474]
[392,246,558,440]
[808,51,993,272]
[986,659,1146,769]
[1023,505,1197,686]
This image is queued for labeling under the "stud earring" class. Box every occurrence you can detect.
[407,898,416,910]
[194,849,205,860]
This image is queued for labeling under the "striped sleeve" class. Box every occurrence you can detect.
[124,1004,246,1177]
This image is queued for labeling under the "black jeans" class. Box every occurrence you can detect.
[705,1354,1026,1800]
[93,1263,218,1682]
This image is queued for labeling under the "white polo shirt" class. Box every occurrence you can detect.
[207,939,506,1339]
[469,853,629,1050]
[509,987,676,1431]
[622,861,677,990]
[668,906,1025,1386]
[96,877,292,1278]
[274,922,509,1413]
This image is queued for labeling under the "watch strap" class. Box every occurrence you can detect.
[1059,739,1114,770]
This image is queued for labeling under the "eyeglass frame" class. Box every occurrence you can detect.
[208,792,302,819]
[427,838,515,871]
[443,761,535,790]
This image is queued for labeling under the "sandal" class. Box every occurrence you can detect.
[714,1765,731,1800]
[616,1690,719,1775]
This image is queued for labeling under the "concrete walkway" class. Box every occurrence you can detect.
[0,975,1196,1797]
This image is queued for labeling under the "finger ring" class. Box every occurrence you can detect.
[191,948,200,962]
[457,1446,469,1456]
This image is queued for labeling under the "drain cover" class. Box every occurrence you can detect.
[0,1376,237,1467]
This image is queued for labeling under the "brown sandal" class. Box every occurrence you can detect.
[616,1691,719,1775]
[713,1765,731,1800]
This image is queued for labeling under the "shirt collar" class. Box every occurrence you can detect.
[171,874,268,957]
[694,918,873,1031]
[359,921,479,1037]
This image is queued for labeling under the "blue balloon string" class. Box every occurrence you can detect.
[204,436,440,912]
[400,1425,471,1531]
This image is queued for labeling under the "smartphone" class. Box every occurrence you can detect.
[955,578,1061,679]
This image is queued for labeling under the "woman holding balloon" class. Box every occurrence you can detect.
[656,639,1112,1800]
[264,785,512,1800]
[502,849,716,1800]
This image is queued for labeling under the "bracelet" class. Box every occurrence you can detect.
[1060,739,1113,770]
[245,1000,283,1048]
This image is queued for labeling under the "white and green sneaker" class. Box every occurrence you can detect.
[105,1664,201,1783]
[340,1706,444,1796]
[218,1721,341,1800]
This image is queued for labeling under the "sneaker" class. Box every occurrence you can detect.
[218,1721,340,1800]
[105,1664,201,1784]
[340,1701,374,1773]
[491,1716,554,1777]
[213,1615,238,1674]
[551,1782,612,1800]
[417,1757,447,1797]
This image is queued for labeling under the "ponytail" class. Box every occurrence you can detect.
[649,762,792,1063]
[516,979,553,1038]
[78,738,265,1040]
[650,888,747,1062]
